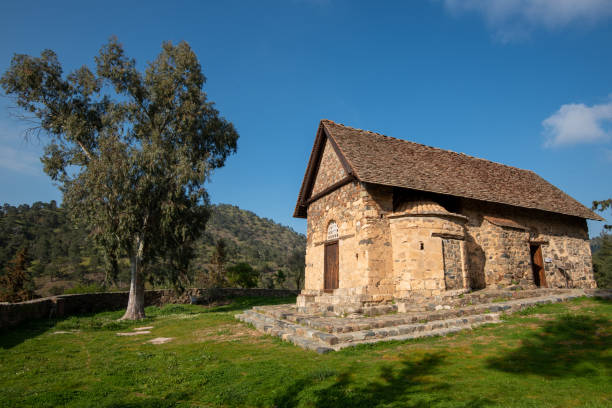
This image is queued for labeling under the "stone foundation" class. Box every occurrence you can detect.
[238,288,612,352]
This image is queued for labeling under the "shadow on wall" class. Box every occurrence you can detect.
[487,304,612,378]
[274,353,492,408]
[465,232,486,290]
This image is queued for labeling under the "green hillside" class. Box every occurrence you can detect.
[0,202,305,296]
[591,234,612,288]
[200,204,305,269]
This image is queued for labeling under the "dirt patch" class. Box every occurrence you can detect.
[117,331,151,336]
[194,323,262,343]
[148,337,173,344]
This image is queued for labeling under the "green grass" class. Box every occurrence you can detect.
[1,296,611,407]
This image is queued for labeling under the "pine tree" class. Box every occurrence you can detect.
[0,248,37,302]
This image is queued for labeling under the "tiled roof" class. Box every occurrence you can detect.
[294,120,603,221]
[483,216,529,231]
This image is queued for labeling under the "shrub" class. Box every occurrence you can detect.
[0,248,37,302]
[64,283,108,294]
[226,262,259,288]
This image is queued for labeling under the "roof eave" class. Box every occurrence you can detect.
[292,120,359,219]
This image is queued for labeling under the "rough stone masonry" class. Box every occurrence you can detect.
[292,120,602,311]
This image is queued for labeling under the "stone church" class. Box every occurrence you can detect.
[294,119,602,309]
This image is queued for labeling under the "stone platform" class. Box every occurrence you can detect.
[236,288,611,353]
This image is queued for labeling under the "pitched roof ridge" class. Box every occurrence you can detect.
[321,119,536,175]
[309,119,602,221]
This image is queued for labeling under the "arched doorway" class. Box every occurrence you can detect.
[324,221,339,293]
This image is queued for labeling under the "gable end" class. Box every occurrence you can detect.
[293,122,356,218]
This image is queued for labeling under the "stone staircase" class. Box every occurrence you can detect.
[235,288,610,353]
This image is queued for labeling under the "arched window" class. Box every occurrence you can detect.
[327,221,339,240]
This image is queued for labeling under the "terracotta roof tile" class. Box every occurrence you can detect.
[483,216,529,230]
[294,120,603,221]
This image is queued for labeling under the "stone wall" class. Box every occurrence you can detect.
[442,238,464,290]
[303,172,596,306]
[303,181,396,303]
[389,212,467,298]
[0,288,298,330]
[465,218,533,288]
[461,199,596,289]
[360,184,394,301]
[304,181,366,295]
[311,139,346,195]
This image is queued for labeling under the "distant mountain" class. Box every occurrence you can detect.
[0,201,305,296]
[200,204,305,268]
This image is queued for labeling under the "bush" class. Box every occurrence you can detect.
[593,235,612,288]
[64,283,108,294]
[226,262,259,288]
[0,248,37,302]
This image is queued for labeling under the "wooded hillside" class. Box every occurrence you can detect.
[0,202,305,296]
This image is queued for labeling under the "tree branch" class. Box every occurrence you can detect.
[76,139,93,161]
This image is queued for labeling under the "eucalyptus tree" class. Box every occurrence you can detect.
[593,199,612,230]
[1,38,238,319]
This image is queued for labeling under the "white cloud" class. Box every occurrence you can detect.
[0,145,41,175]
[440,0,612,41]
[542,98,612,147]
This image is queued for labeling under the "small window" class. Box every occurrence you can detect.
[327,221,339,240]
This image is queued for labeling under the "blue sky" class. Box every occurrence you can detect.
[1,0,611,236]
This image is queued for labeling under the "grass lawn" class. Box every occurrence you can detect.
[1,296,611,408]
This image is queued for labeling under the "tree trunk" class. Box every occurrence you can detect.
[121,238,146,320]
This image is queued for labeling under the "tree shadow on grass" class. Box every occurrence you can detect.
[487,313,612,377]
[0,319,56,349]
[0,309,135,349]
[274,352,493,408]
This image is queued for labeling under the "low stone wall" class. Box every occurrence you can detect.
[0,288,298,330]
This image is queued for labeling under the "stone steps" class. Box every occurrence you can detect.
[298,302,398,317]
[396,288,584,312]
[236,309,335,353]
[251,290,584,335]
[330,313,500,350]
[236,289,603,352]
[236,308,501,353]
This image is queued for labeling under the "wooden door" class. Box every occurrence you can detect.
[530,244,547,288]
[324,242,339,293]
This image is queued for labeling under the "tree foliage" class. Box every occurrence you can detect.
[0,248,37,302]
[592,199,611,230]
[592,235,612,288]
[287,249,305,290]
[226,262,259,288]
[0,202,306,295]
[591,198,612,288]
[0,201,104,286]
[1,38,238,318]
[209,238,228,288]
